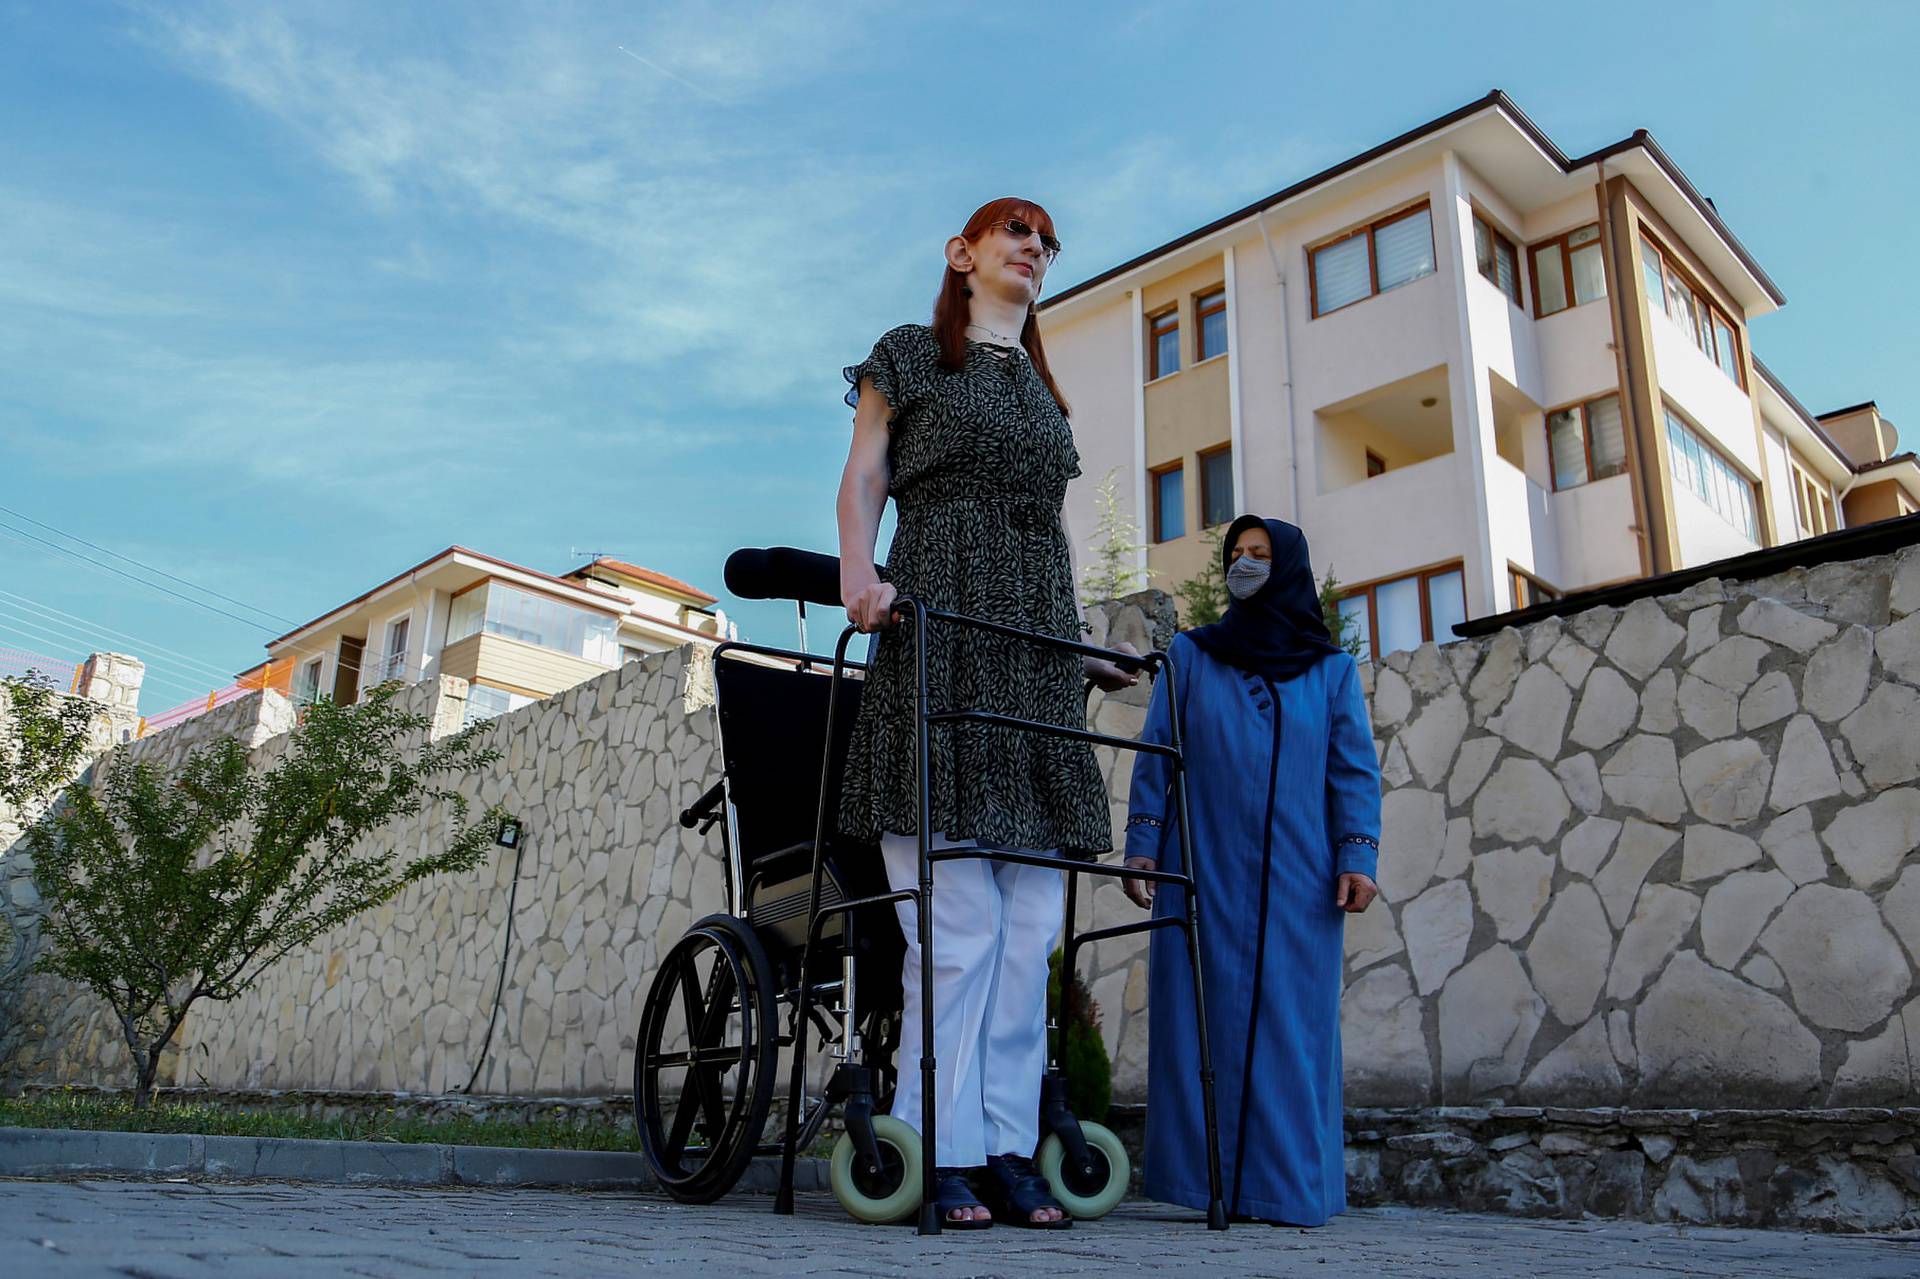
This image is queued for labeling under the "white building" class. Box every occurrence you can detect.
[247,548,733,727]
[1040,91,1917,660]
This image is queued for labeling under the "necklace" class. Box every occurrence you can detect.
[966,322,1020,346]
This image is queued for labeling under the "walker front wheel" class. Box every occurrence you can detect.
[829,1115,923,1225]
[1036,1122,1130,1220]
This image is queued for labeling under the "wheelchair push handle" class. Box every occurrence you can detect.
[680,778,726,832]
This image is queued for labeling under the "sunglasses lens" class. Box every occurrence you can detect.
[999,217,1060,257]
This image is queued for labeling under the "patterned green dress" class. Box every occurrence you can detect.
[837,323,1111,859]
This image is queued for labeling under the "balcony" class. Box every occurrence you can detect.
[1315,366,1455,495]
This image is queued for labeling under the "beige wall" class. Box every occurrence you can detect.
[1821,408,1895,467]
[1845,480,1909,527]
[438,632,611,700]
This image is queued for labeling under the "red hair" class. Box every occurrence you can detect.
[931,197,1071,416]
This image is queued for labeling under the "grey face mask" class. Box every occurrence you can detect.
[1226,556,1271,601]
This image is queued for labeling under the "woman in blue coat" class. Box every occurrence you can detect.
[1122,514,1382,1226]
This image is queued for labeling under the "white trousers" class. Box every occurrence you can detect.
[880,831,1064,1168]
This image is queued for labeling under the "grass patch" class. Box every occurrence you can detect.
[0,1092,642,1152]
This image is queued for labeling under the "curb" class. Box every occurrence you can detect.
[0,1128,830,1194]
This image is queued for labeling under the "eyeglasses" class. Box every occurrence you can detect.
[990,218,1061,259]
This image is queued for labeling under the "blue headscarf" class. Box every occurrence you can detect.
[1186,515,1341,681]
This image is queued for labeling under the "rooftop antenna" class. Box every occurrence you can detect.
[570,547,617,563]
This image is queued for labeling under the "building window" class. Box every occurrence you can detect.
[1665,407,1758,540]
[1509,569,1560,610]
[1790,460,1833,537]
[1339,564,1467,662]
[1547,393,1627,491]
[447,581,620,665]
[1473,213,1521,307]
[1198,445,1234,528]
[1366,450,1387,479]
[1531,224,1606,317]
[463,683,533,728]
[1195,288,1228,360]
[1148,308,1180,379]
[1309,203,1435,317]
[1151,463,1185,542]
[1641,234,1744,387]
[295,657,325,704]
[381,616,410,682]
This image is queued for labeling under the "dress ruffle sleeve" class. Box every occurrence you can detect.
[842,325,921,424]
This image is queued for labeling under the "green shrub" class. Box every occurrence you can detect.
[1047,949,1111,1124]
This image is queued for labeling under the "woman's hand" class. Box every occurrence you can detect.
[1084,640,1141,691]
[843,572,898,633]
[1123,855,1157,909]
[1335,873,1378,914]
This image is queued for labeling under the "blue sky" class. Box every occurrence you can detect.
[4,1,1915,714]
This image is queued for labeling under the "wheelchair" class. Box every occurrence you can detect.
[631,546,1227,1235]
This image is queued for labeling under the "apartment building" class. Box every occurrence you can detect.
[177,547,734,731]
[1040,90,1918,661]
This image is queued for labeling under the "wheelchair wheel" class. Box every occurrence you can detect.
[1036,1122,1130,1220]
[635,914,778,1203]
[829,1115,923,1224]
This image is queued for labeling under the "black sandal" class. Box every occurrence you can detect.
[982,1153,1073,1229]
[932,1167,993,1229]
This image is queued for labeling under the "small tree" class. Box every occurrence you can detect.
[1,672,101,814]
[1319,569,1367,660]
[1174,526,1228,628]
[1047,949,1110,1124]
[1080,469,1151,605]
[28,685,506,1106]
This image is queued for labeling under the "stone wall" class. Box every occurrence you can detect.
[6,549,1918,1122]
[1336,544,1920,1111]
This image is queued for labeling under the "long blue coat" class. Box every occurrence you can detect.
[1125,631,1382,1226]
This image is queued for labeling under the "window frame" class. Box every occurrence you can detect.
[1663,404,1759,541]
[381,612,412,683]
[1529,222,1605,318]
[1545,392,1627,492]
[1150,460,1185,543]
[296,656,325,704]
[1473,211,1522,308]
[1338,561,1467,662]
[1194,287,1228,361]
[1640,231,1746,389]
[1147,306,1181,380]
[1308,200,1435,318]
[1197,443,1234,529]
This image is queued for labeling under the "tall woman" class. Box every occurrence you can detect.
[836,197,1136,1228]
[1123,515,1381,1226]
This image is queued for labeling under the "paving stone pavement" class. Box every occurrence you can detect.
[3,1180,1916,1277]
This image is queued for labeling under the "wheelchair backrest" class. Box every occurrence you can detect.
[714,653,866,870]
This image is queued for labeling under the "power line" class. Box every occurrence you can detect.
[0,617,208,701]
[0,603,230,692]
[0,502,295,627]
[0,519,282,635]
[0,588,245,684]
